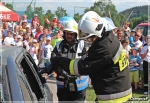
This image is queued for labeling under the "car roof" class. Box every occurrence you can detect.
[0,46,25,65]
[138,22,150,26]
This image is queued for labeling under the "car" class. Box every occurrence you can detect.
[0,46,53,102]
[133,22,150,37]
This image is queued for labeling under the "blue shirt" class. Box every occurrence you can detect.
[129,36,134,47]
[129,55,141,71]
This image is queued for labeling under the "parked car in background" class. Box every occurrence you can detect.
[133,22,150,36]
[0,46,53,102]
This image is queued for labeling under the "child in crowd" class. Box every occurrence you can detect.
[129,47,141,91]
[39,36,53,65]
[15,35,23,46]
[29,39,39,65]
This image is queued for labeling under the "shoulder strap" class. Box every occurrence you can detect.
[75,40,85,59]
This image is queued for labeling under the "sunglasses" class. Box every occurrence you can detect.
[135,34,140,37]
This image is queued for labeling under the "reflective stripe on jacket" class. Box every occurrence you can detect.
[56,40,89,91]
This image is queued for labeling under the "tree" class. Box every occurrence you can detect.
[54,7,68,19]
[34,7,45,26]
[44,10,55,27]
[5,3,16,12]
[25,5,34,20]
[74,13,82,23]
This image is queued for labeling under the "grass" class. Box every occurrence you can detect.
[86,87,149,103]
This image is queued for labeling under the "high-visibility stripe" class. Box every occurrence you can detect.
[144,84,148,86]
[74,59,80,75]
[56,80,64,89]
[97,88,132,100]
[112,43,123,64]
[69,60,76,75]
[98,93,132,103]
[76,76,89,91]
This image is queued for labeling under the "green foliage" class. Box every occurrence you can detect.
[119,5,149,20]
[54,7,68,19]
[34,7,45,26]
[74,13,82,23]
[5,3,16,12]
[25,5,34,20]
[44,10,55,28]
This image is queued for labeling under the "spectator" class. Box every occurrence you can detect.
[31,22,37,38]
[23,40,30,51]
[19,14,28,26]
[3,22,9,38]
[3,31,14,45]
[15,35,23,46]
[140,35,150,95]
[129,30,136,47]
[31,14,39,26]
[52,22,58,31]
[129,47,141,91]
[34,25,43,39]
[20,22,27,33]
[121,39,130,59]
[112,27,118,36]
[29,39,39,65]
[19,30,24,37]
[39,36,53,64]
[116,29,123,42]
[12,25,19,36]
[38,28,50,42]
[134,31,143,50]
[122,22,131,32]
[51,30,62,48]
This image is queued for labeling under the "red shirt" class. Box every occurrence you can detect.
[32,18,39,25]
[34,32,42,39]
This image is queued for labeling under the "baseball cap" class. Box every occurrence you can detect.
[53,16,57,18]
[32,39,37,43]
[34,14,38,16]
[46,36,51,40]
[132,47,139,52]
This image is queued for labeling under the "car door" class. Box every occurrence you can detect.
[16,51,53,102]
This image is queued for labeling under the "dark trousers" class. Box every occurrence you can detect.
[57,88,86,103]
[143,60,149,92]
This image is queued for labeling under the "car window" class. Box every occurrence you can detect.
[19,56,44,101]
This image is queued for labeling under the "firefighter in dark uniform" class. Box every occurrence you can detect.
[52,21,89,102]
[51,11,132,103]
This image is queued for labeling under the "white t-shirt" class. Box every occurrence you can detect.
[29,46,38,60]
[15,41,23,46]
[140,45,150,62]
[32,28,37,38]
[135,40,142,48]
[125,45,131,53]
[41,44,53,59]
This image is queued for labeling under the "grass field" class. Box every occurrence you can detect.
[86,87,149,103]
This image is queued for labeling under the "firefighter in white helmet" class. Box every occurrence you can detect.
[51,11,132,103]
[51,20,89,102]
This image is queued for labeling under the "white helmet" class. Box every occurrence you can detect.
[78,11,107,39]
[63,21,78,34]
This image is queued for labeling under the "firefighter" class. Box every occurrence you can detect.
[51,11,132,103]
[52,20,89,102]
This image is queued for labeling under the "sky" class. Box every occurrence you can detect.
[2,0,150,17]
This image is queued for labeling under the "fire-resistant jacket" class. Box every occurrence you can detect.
[54,32,132,102]
[52,39,89,91]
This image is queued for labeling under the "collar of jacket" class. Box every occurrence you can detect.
[61,39,79,51]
